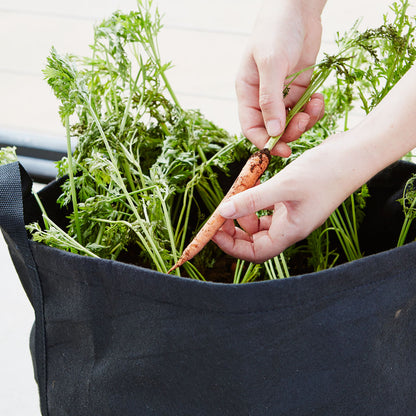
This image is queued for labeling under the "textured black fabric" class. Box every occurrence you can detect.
[359,160,416,254]
[2,161,416,415]
[0,162,48,415]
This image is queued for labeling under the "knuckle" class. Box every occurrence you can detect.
[291,226,309,243]
[243,191,260,215]
[254,48,275,68]
[235,77,244,97]
[258,91,276,110]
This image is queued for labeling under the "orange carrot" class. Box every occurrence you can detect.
[168,148,271,274]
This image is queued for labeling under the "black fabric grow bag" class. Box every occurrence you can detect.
[2,160,416,416]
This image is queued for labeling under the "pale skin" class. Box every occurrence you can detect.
[212,0,416,263]
[236,0,327,157]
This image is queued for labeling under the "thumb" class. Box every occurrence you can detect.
[218,177,289,219]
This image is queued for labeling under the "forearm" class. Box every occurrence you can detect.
[353,64,416,171]
[300,0,327,15]
[256,0,327,27]
[317,64,416,199]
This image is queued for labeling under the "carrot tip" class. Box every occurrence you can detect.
[166,148,271,277]
[167,265,178,274]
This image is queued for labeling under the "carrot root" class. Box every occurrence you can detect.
[167,148,271,274]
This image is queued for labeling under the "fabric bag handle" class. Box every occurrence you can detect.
[0,161,49,415]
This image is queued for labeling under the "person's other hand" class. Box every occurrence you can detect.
[236,0,326,156]
[212,133,365,263]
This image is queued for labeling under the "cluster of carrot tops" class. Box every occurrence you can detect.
[26,0,416,282]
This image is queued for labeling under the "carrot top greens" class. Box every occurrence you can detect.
[19,0,416,282]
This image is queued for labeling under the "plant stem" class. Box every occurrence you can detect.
[65,114,82,244]
[33,192,49,230]
[197,145,224,203]
[280,253,290,277]
[265,260,277,280]
[397,177,416,246]
[120,67,141,135]
[241,262,257,284]
[264,70,331,151]
[183,261,206,281]
[45,217,99,258]
[233,259,245,284]
[155,187,179,272]
[329,203,362,262]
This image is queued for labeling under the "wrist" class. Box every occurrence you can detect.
[319,61,416,196]
[344,65,416,178]
[311,132,379,199]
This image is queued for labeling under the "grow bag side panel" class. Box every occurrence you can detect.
[360,160,416,254]
[4,160,416,416]
[0,162,49,416]
[30,240,416,416]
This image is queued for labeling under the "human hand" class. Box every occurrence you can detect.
[216,50,416,263]
[236,0,326,156]
[212,133,366,263]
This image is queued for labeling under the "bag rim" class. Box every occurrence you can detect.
[29,239,416,314]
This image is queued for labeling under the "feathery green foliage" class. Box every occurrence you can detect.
[26,0,416,281]
[0,147,17,166]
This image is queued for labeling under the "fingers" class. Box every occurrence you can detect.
[236,51,287,150]
[220,219,253,242]
[237,57,325,157]
[269,93,325,157]
[236,212,273,235]
[212,215,278,263]
[213,203,308,263]
[213,229,277,263]
[280,113,310,144]
[302,92,325,131]
[235,214,260,236]
[218,175,294,221]
[213,205,298,263]
[280,93,325,143]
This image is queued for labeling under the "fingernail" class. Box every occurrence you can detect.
[266,119,283,137]
[219,201,236,218]
[298,117,308,132]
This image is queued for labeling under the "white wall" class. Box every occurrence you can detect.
[0,0,397,137]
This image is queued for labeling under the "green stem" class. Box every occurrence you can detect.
[265,260,277,280]
[183,261,206,281]
[197,145,224,203]
[121,159,141,206]
[280,253,290,278]
[264,70,331,151]
[142,17,181,109]
[176,181,195,254]
[88,102,141,220]
[65,114,82,244]
[329,206,362,262]
[233,259,245,284]
[273,255,286,279]
[120,67,141,135]
[45,217,99,258]
[87,104,170,272]
[33,192,49,230]
[155,187,179,272]
[397,180,416,246]
[94,217,166,272]
[241,262,257,284]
